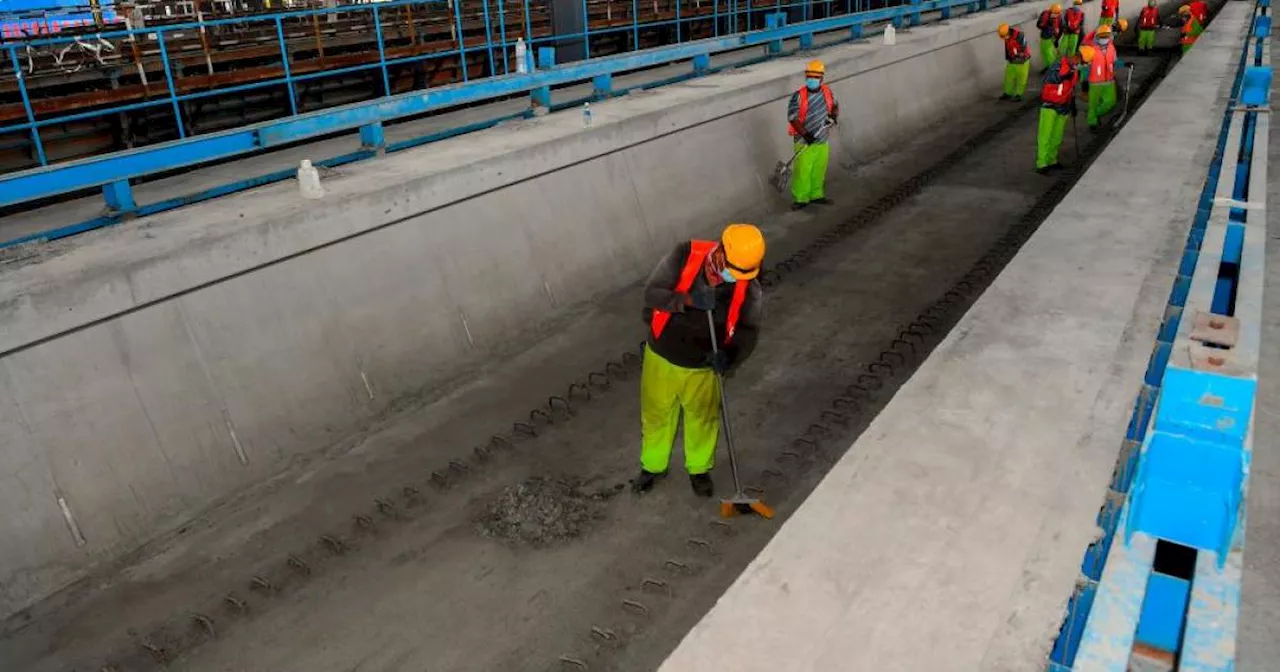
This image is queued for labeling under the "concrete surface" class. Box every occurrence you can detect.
[0,50,1133,671]
[1238,19,1280,667]
[0,2,1045,623]
[657,5,1248,671]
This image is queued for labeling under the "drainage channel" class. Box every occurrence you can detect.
[24,50,1175,672]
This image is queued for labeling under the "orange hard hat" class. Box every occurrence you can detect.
[1078,44,1097,62]
[998,23,1011,37]
[805,60,825,77]
[1179,4,1191,13]
[1050,3,1062,14]
[721,224,765,281]
[1117,18,1129,31]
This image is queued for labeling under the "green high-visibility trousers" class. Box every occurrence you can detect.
[1037,107,1070,169]
[1099,16,1114,26]
[1003,61,1031,98]
[1059,34,1080,59]
[640,346,719,475]
[1087,80,1117,127]
[1138,29,1156,50]
[790,140,830,205]
[1040,38,1058,68]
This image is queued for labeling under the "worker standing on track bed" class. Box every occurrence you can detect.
[999,23,1032,101]
[787,60,840,211]
[1036,45,1090,174]
[1037,4,1064,71]
[1099,0,1119,26]
[1176,4,1204,53]
[1138,0,1160,54]
[1083,23,1126,131]
[1061,0,1087,63]
[634,224,766,498]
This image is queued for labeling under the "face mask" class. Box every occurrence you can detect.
[1097,37,1110,46]
[719,268,738,284]
[806,78,821,91]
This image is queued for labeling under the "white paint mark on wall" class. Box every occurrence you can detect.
[459,310,475,348]
[223,409,249,465]
[544,281,558,307]
[57,495,86,547]
[360,371,376,400]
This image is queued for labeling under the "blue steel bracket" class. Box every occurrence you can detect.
[766,13,787,54]
[910,0,923,26]
[359,121,386,153]
[592,73,613,99]
[102,179,136,216]
[693,53,711,74]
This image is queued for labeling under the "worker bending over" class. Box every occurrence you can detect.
[1176,5,1204,53]
[1137,0,1160,53]
[1060,0,1087,62]
[635,224,766,498]
[1099,0,1119,26]
[999,23,1032,101]
[1036,4,1064,70]
[1083,24,1127,130]
[787,60,840,211]
[1037,46,1090,174]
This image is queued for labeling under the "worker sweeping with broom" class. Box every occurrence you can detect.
[634,224,766,500]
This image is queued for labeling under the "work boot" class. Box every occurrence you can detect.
[1036,166,1052,175]
[999,93,1013,101]
[690,473,714,498]
[632,470,665,494]
[791,202,809,211]
[1048,163,1066,173]
[812,197,832,206]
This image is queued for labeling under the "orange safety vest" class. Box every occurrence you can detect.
[1181,18,1201,46]
[1138,5,1160,29]
[1100,0,1118,17]
[1065,7,1086,33]
[1086,41,1117,83]
[650,241,749,344]
[1040,57,1079,105]
[788,85,835,136]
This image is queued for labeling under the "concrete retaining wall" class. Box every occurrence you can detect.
[0,4,1050,619]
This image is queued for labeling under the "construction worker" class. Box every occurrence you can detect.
[1176,5,1204,53]
[1138,0,1160,53]
[1189,0,1208,25]
[787,60,840,211]
[1037,4,1064,70]
[635,224,766,498]
[1083,24,1125,130]
[1037,46,1090,174]
[1099,0,1119,26]
[1061,0,1087,62]
[999,23,1032,101]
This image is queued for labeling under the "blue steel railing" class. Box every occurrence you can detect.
[1048,2,1269,668]
[0,0,995,247]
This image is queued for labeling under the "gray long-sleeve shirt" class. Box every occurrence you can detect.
[642,241,763,370]
[788,86,837,143]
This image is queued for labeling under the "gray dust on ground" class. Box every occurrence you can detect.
[475,477,618,547]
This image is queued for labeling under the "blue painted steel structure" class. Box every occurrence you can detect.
[1049,4,1268,668]
[0,0,996,247]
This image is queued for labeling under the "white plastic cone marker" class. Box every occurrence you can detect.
[884,24,896,45]
[298,159,325,199]
[516,37,529,74]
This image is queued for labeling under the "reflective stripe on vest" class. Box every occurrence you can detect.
[1040,59,1077,105]
[789,85,835,136]
[1139,6,1159,28]
[649,241,750,344]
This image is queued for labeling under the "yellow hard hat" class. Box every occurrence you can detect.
[805,60,825,77]
[721,224,765,281]
[1078,44,1097,62]
[1073,0,1083,5]
[1096,23,1113,37]
[1050,3,1062,14]
[1117,18,1129,31]
[1179,4,1191,13]
[998,23,1011,37]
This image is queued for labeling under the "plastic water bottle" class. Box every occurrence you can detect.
[515,37,529,74]
[583,102,593,127]
[298,159,324,199]
[883,24,896,45]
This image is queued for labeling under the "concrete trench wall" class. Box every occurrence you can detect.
[0,3,1055,620]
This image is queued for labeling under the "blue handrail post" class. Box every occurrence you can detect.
[675,0,682,42]
[892,6,905,28]
[909,0,922,26]
[454,0,469,82]
[632,0,640,50]
[102,179,136,216]
[275,16,299,115]
[531,46,555,108]
[580,0,591,56]
[373,7,393,96]
[497,0,509,73]
[766,12,785,53]
[713,0,720,37]
[360,121,386,153]
[7,46,46,167]
[482,0,497,75]
[155,29,186,139]
[941,0,951,20]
